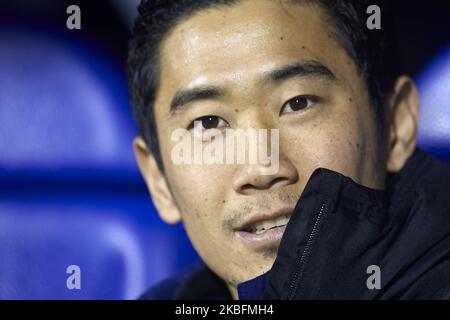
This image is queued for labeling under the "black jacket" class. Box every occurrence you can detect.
[140,149,450,300]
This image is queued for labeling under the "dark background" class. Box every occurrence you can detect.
[2,0,449,79]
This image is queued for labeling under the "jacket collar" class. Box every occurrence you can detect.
[257,149,434,299]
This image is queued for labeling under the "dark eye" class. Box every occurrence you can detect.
[280,96,317,115]
[191,116,229,130]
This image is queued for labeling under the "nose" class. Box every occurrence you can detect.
[230,107,298,194]
[232,159,299,195]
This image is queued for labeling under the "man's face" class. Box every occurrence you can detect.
[150,0,386,289]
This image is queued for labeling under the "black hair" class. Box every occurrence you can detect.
[127,0,400,172]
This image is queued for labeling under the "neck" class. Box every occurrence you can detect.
[227,283,239,300]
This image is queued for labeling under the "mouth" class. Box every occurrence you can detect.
[234,207,293,249]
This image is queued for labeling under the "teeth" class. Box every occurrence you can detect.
[249,215,290,234]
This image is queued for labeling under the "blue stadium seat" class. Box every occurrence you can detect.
[0,27,198,299]
[417,44,450,161]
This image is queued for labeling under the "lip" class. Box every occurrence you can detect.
[235,225,288,249]
[235,207,294,232]
[234,207,293,249]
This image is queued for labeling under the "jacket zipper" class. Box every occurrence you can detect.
[287,200,329,299]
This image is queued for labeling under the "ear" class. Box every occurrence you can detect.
[386,76,420,172]
[133,137,181,224]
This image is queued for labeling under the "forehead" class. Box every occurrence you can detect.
[156,0,350,109]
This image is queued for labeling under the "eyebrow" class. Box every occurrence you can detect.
[170,86,226,113]
[169,60,337,113]
[263,60,337,84]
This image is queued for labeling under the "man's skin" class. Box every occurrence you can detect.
[133,0,420,299]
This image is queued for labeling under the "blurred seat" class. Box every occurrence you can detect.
[0,28,198,299]
[417,44,450,161]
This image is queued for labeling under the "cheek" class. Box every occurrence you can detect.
[163,164,247,281]
[282,112,365,183]
[164,163,233,236]
[169,163,231,201]
[167,166,222,250]
[159,134,228,214]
